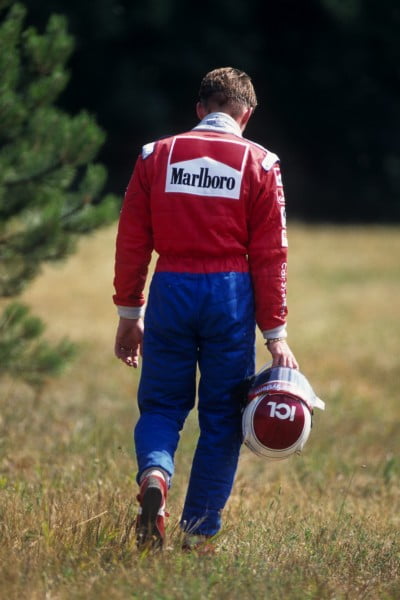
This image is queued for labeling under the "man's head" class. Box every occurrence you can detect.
[197,67,258,130]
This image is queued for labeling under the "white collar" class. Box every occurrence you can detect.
[193,112,242,137]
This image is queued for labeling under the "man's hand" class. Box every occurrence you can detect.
[266,339,299,370]
[114,317,144,368]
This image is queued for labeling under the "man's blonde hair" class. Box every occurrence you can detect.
[198,67,258,118]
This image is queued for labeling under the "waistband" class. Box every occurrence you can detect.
[155,255,249,274]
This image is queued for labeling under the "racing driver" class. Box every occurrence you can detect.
[113,66,299,551]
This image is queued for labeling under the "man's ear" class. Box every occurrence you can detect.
[238,107,254,132]
[196,102,207,120]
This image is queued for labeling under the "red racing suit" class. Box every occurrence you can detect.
[113,112,288,339]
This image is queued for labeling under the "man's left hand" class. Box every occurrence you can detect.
[267,339,299,369]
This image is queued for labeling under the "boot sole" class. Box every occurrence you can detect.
[136,486,164,550]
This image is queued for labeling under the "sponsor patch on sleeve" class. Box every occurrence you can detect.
[273,164,283,186]
[276,186,285,205]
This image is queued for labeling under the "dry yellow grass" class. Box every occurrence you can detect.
[1,224,400,599]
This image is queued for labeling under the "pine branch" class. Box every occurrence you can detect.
[4,160,63,186]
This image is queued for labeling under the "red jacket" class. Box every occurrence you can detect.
[113,113,288,335]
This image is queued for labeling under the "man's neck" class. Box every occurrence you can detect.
[193,112,242,136]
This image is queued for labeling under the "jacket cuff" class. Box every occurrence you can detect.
[262,325,287,340]
[117,305,145,319]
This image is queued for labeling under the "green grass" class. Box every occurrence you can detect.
[1,224,400,599]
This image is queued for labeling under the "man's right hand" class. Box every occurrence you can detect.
[114,317,144,368]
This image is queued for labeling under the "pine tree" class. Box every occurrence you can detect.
[0,1,119,386]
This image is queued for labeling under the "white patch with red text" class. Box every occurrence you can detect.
[273,164,283,186]
[276,187,285,205]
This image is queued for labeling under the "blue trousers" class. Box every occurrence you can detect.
[134,271,255,535]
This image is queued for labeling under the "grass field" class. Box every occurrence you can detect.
[1,224,400,599]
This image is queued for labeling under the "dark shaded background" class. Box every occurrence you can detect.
[23,0,400,222]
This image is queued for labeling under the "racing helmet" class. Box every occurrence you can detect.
[242,365,324,461]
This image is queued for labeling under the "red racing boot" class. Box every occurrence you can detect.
[136,471,168,551]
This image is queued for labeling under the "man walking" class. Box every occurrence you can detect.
[113,67,298,551]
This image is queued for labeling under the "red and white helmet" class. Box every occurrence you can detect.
[242,365,324,461]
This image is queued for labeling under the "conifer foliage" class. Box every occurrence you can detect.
[0,1,118,385]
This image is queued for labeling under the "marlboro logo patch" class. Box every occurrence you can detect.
[165,136,248,199]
